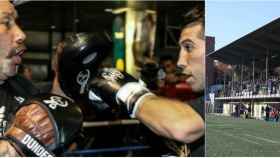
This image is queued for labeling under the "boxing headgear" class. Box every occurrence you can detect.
[58,33,112,101]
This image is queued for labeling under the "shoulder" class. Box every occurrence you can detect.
[188,95,205,119]
[7,75,39,97]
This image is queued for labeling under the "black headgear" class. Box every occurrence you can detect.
[58,33,112,101]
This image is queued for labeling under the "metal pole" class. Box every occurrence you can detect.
[266,50,269,95]
[252,58,255,96]
[231,67,234,96]
[83,119,140,128]
[63,145,151,156]
[224,71,226,96]
[266,53,268,83]
[241,63,244,95]
[47,27,54,80]
[73,1,78,33]
[252,58,255,85]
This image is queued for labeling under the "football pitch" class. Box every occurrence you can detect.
[206,114,280,157]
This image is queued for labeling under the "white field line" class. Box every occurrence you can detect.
[207,124,234,127]
[244,134,280,144]
[211,129,262,146]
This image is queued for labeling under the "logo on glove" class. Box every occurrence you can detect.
[77,69,90,94]
[43,96,68,110]
[101,68,124,81]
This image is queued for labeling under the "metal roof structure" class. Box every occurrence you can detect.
[207,17,280,69]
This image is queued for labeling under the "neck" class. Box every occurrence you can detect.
[51,76,72,101]
[195,91,204,97]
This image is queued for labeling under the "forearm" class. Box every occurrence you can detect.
[135,95,204,143]
[0,140,19,157]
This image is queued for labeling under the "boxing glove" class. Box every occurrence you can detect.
[58,33,112,102]
[3,94,83,157]
[88,68,155,118]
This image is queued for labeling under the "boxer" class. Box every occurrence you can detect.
[0,32,112,156]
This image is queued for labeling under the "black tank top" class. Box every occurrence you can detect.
[0,75,39,136]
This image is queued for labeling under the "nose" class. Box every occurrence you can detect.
[13,24,26,45]
[177,49,188,67]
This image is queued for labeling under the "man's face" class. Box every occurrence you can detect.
[177,24,205,92]
[0,1,26,81]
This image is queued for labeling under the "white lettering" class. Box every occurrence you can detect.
[22,134,31,144]
[0,106,5,136]
[21,134,53,157]
[0,106,5,113]
[27,137,36,149]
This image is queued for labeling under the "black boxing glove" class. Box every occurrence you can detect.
[140,62,159,90]
[88,68,155,118]
[4,94,83,157]
[58,33,112,102]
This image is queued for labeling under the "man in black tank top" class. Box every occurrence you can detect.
[0,0,39,136]
[0,75,39,136]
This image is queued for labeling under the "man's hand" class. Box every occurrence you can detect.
[87,68,204,144]
[3,94,83,157]
[88,68,154,118]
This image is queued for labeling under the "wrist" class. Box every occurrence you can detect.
[131,92,155,118]
[5,127,54,157]
[116,82,154,118]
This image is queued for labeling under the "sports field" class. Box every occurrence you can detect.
[206,114,280,157]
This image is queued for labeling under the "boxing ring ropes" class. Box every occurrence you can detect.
[64,119,152,156]
[83,119,140,127]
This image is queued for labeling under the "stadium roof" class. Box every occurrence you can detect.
[207,17,280,69]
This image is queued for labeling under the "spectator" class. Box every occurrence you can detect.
[265,106,270,121]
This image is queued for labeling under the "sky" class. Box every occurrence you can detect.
[206,0,280,50]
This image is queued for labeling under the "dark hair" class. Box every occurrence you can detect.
[182,5,204,39]
[159,55,175,64]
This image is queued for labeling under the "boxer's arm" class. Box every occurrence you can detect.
[0,140,19,157]
[88,68,204,143]
[135,95,204,144]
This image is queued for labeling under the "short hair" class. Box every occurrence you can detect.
[182,5,204,39]
[159,55,175,64]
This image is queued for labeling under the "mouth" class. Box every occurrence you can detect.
[15,46,27,57]
[10,46,27,65]
[180,71,192,78]
[182,73,193,83]
[185,74,193,80]
[185,74,192,78]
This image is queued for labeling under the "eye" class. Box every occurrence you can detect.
[0,17,15,29]
[182,42,194,53]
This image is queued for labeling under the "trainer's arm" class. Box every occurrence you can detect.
[135,95,204,143]
[0,140,19,157]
